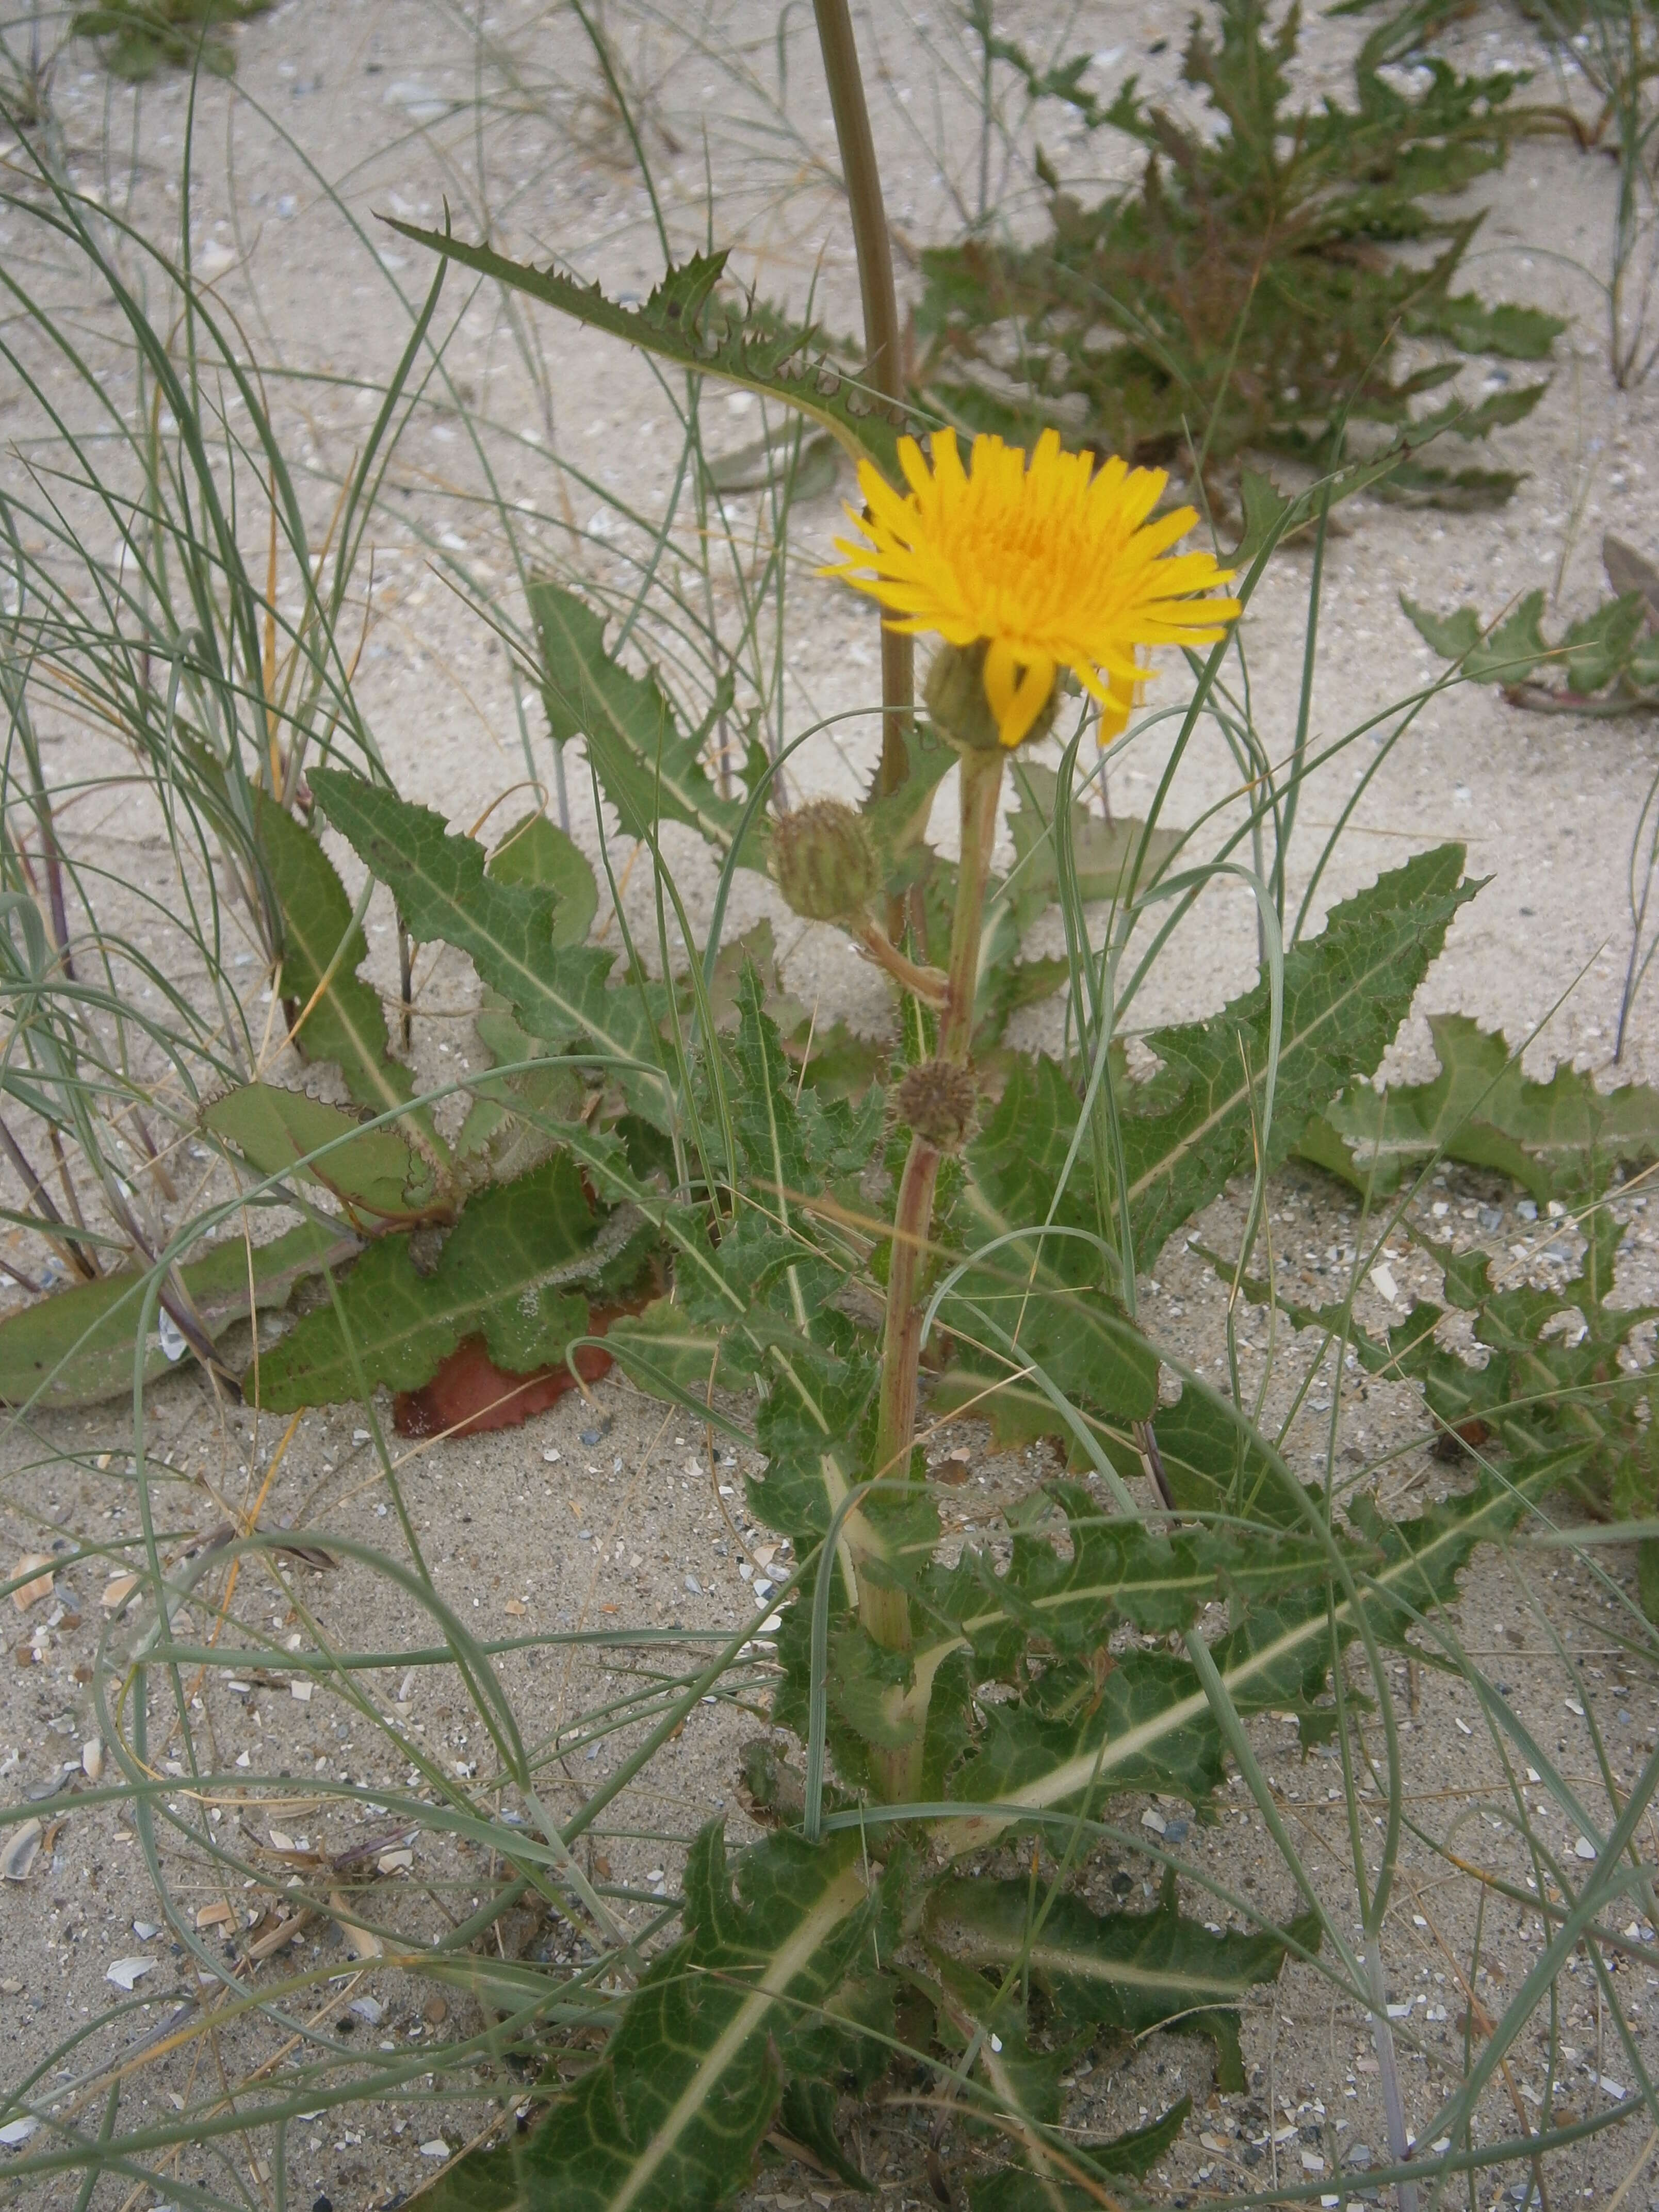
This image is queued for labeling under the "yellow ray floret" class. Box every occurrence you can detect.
[823,427,1241,748]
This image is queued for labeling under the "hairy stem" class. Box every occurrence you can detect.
[862,745,1006,1802]
[812,0,915,933]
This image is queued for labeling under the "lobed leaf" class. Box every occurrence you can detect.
[418,1824,886,2212]
[933,1463,1545,1854]
[530,582,759,864]
[308,770,672,1122]
[1300,1012,1659,1200]
[1121,844,1478,1264]
[203,1081,444,1224]
[929,1875,1312,2091]
[253,1154,643,1409]
[0,1220,354,1409]
[383,227,920,479]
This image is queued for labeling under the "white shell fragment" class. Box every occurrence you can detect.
[10,1556,53,1612]
[0,1819,42,1882]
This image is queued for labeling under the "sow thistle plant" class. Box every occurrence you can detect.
[9,39,1659,2211]
[1,206,1629,2200]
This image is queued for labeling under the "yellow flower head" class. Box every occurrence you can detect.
[824,427,1241,749]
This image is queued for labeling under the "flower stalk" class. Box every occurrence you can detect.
[821,421,1238,1802]
[861,741,1006,1802]
[811,0,914,936]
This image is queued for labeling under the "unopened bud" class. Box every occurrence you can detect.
[771,799,880,923]
[896,1058,978,1153]
[926,640,1059,754]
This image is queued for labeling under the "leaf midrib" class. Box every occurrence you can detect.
[604,1860,869,2212]
[936,1470,1534,1853]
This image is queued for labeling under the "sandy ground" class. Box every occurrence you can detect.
[4,1,1659,2207]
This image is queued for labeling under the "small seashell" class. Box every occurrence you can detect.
[10,1556,53,1612]
[0,1819,42,1881]
[80,1738,102,1782]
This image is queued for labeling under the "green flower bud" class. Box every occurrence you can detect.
[771,799,881,923]
[926,639,1060,754]
[896,1058,978,1153]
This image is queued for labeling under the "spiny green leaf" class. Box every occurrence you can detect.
[1402,590,1549,681]
[860,721,954,882]
[929,1877,1312,2091]
[957,1478,1338,1660]
[1241,1206,1653,1527]
[417,1824,885,2212]
[254,1155,640,1409]
[1123,844,1479,1265]
[0,1220,354,1409]
[203,1082,443,1224]
[253,792,437,1146]
[775,2080,872,2192]
[1410,292,1564,360]
[529,582,759,864]
[307,770,672,1122]
[932,1955,1190,2202]
[548,1120,906,1595]
[941,849,1475,1449]
[1300,1013,1659,1200]
[383,227,921,479]
[934,1465,1544,1855]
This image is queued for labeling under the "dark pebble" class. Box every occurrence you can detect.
[1164,1818,1190,1843]
[580,1429,603,1446]
[312,2198,333,2212]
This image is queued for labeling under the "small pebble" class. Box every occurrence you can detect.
[580,1429,603,1446]
[684,1573,702,1595]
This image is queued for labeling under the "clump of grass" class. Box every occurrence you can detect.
[1521,0,1659,382]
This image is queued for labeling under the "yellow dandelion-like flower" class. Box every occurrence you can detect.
[824,426,1241,749]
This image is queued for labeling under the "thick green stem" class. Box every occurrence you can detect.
[861,745,1006,1803]
[942,747,1004,1063]
[812,0,914,935]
